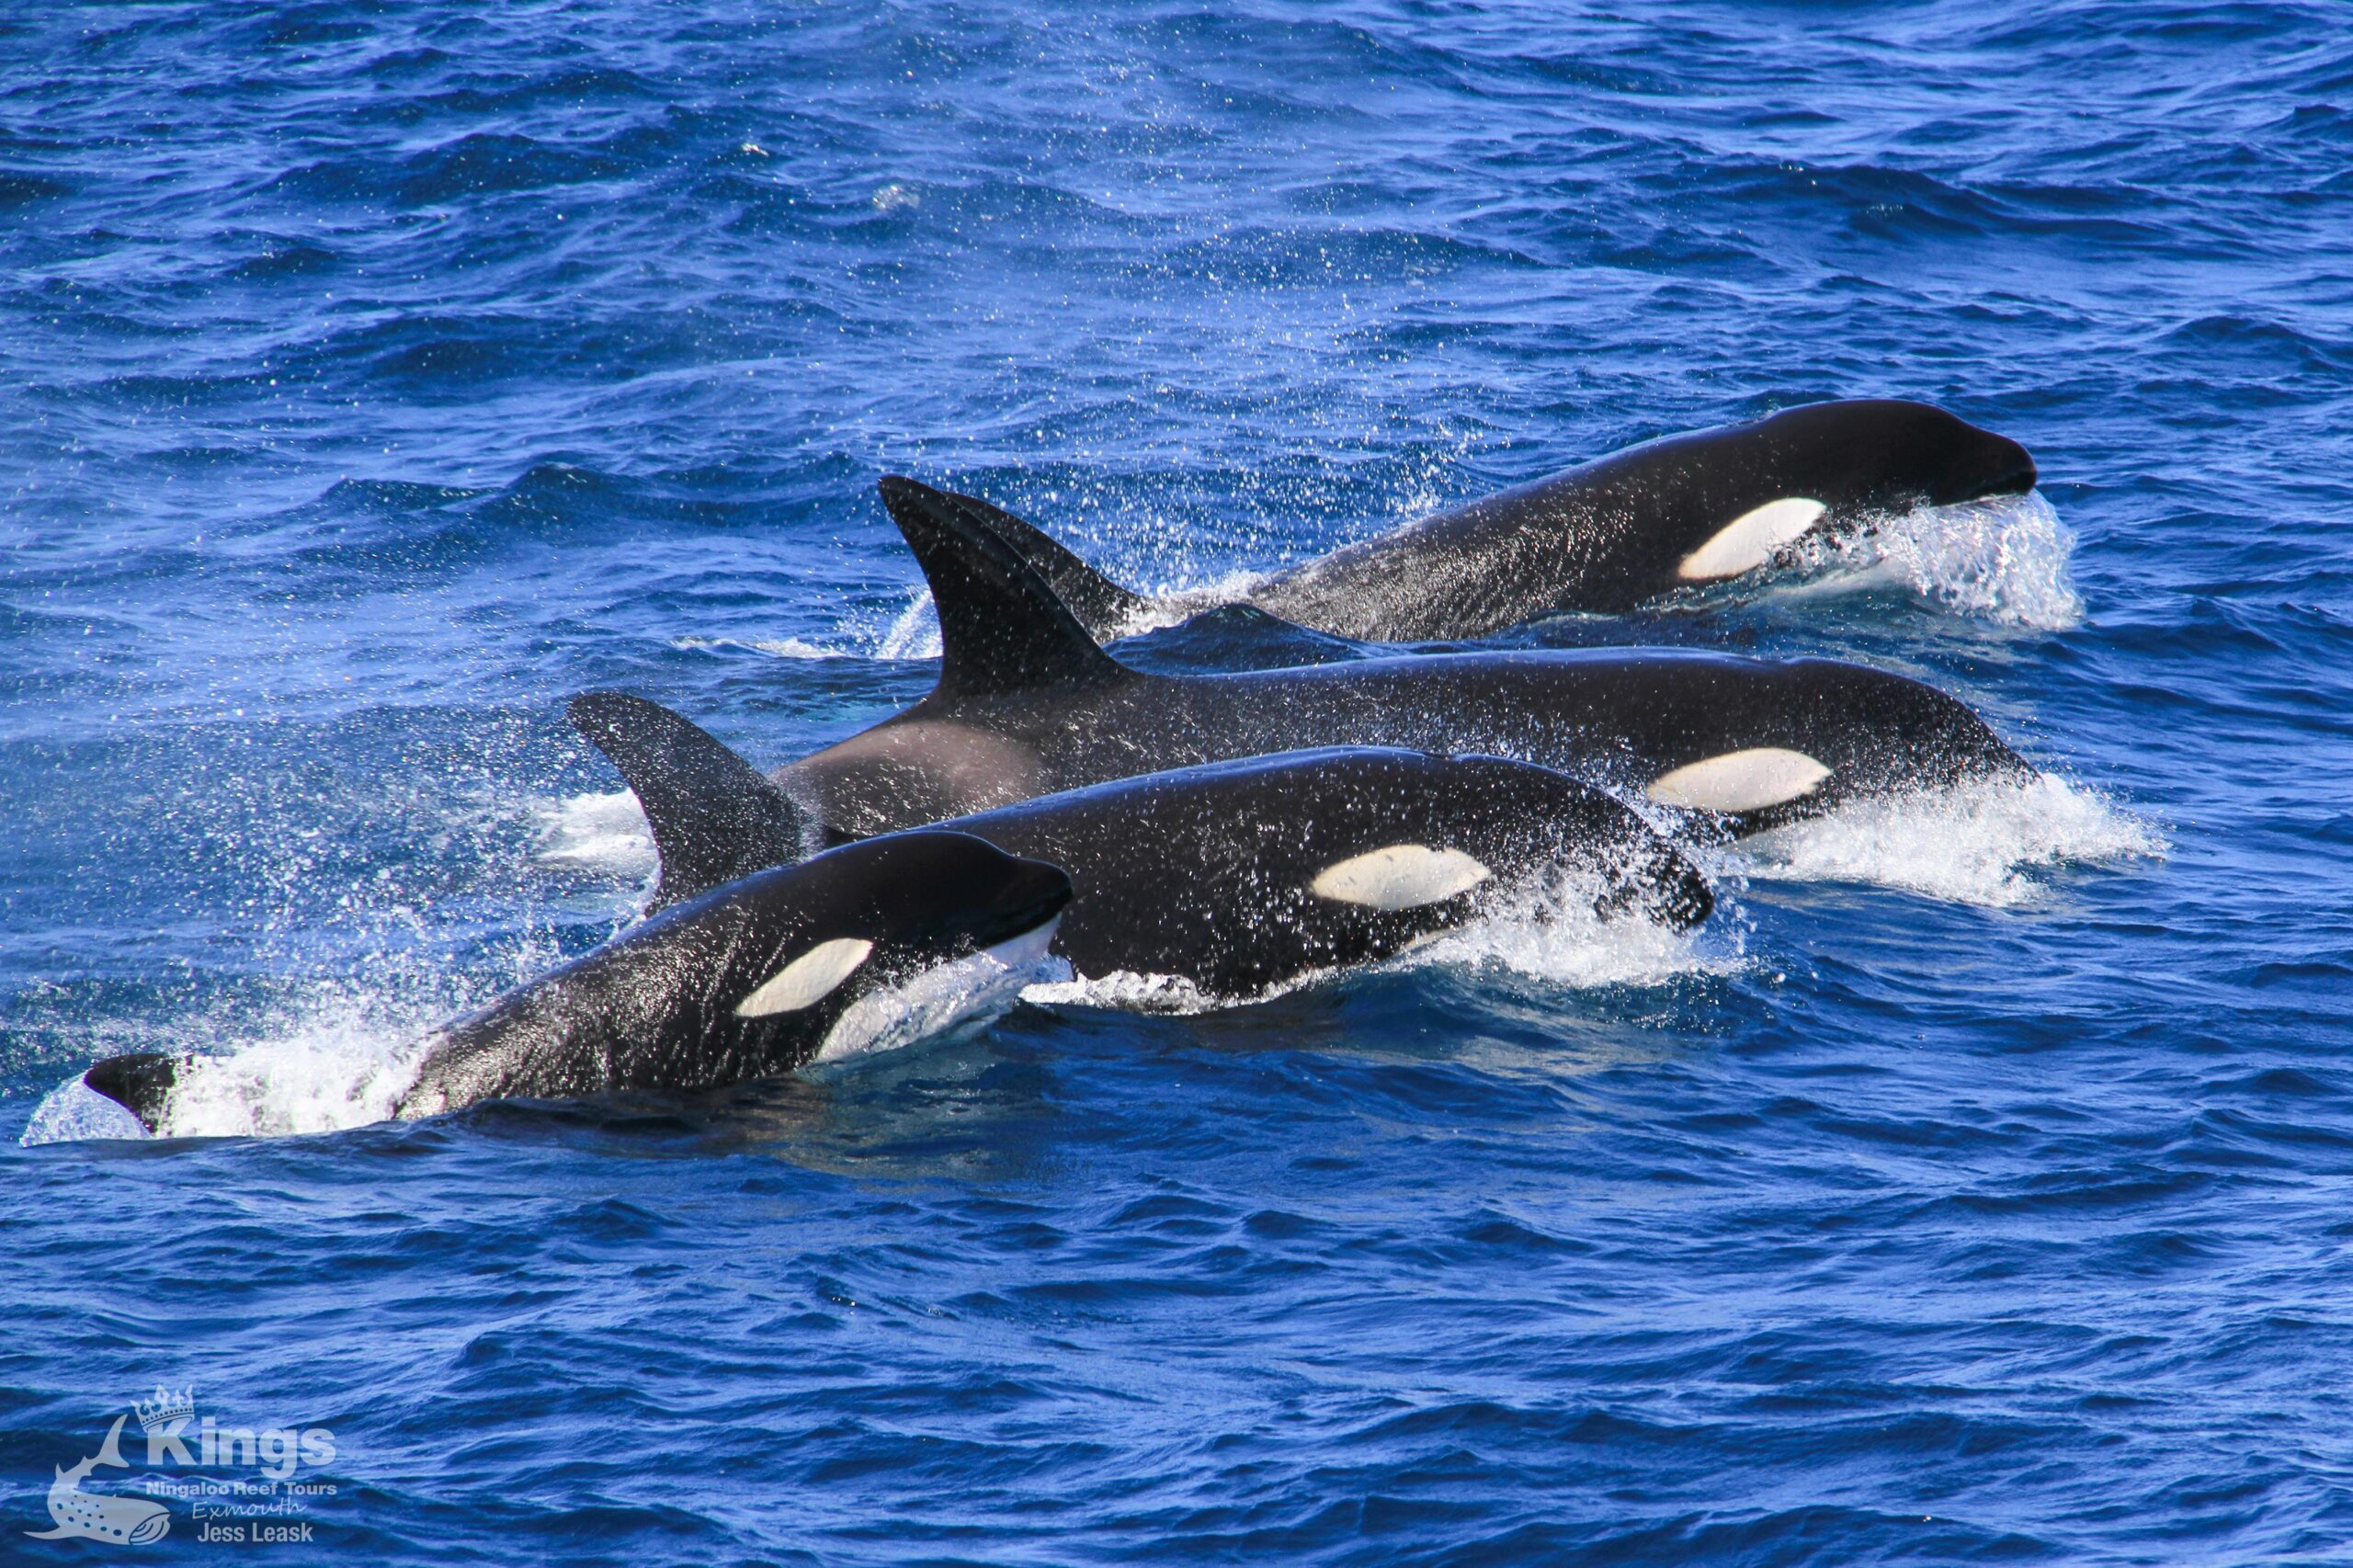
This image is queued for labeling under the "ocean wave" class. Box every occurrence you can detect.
[671,634,850,661]
[1399,868,1743,992]
[1681,490,2085,631]
[1734,773,2164,908]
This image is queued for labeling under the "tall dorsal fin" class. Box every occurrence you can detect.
[567,693,809,913]
[877,476,1131,698]
[942,488,1155,641]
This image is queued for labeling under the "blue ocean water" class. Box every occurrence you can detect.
[6,0,2352,1561]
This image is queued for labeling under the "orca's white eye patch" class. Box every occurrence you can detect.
[1645,748,1831,813]
[1310,844,1492,911]
[734,937,874,1017]
[1677,496,1827,582]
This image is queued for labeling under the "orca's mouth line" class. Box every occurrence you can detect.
[972,885,1074,954]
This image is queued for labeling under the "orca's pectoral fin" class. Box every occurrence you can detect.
[83,1052,183,1133]
[941,489,1154,641]
[877,477,1132,699]
[568,693,810,913]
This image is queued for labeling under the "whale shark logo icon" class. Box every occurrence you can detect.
[26,1415,170,1545]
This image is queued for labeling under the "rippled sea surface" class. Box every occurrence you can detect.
[6,3,2352,1562]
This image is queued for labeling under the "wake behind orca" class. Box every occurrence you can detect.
[927,399,2037,641]
[767,477,2032,843]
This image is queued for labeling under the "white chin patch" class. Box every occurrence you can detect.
[735,937,874,1017]
[813,918,1062,1063]
[1677,496,1828,582]
[1310,844,1493,912]
[1646,748,1832,814]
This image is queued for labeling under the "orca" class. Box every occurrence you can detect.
[82,831,1072,1132]
[570,695,1715,998]
[764,477,2032,842]
[925,399,2039,640]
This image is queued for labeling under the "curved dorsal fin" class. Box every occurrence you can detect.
[567,693,809,913]
[940,488,1154,641]
[877,477,1131,699]
[83,1051,182,1133]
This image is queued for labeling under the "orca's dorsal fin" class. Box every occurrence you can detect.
[942,489,1154,642]
[83,1051,181,1133]
[567,693,809,913]
[877,477,1132,699]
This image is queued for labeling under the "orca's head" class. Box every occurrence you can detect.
[687,830,1073,1065]
[1868,400,2038,506]
[382,831,1074,1117]
[1924,413,2037,506]
[756,828,1072,976]
[1759,399,2038,511]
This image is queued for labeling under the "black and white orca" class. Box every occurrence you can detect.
[921,399,2038,640]
[571,695,1714,999]
[82,831,1073,1132]
[765,477,2031,843]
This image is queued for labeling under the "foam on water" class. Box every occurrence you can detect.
[1734,773,2164,908]
[863,570,1273,650]
[1773,491,2085,629]
[1400,866,1745,991]
[149,1021,429,1139]
[673,634,846,660]
[21,1079,151,1144]
[21,989,444,1143]
[1104,568,1277,640]
[1022,968,1225,1014]
[672,589,946,664]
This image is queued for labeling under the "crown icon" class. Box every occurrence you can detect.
[134,1386,195,1432]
